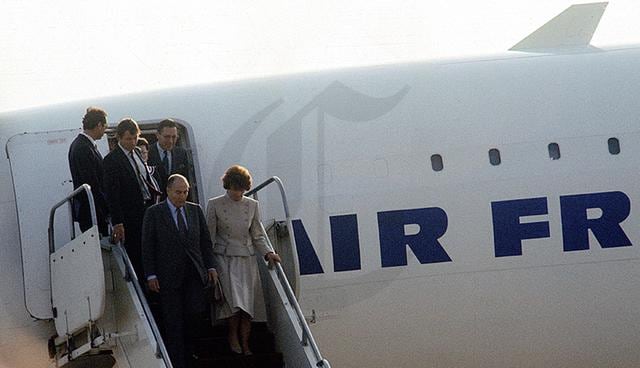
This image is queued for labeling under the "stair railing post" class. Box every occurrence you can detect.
[247,176,331,368]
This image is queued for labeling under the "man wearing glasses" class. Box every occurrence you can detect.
[148,119,193,199]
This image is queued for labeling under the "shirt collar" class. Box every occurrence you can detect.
[167,198,181,213]
[118,142,133,155]
[80,132,96,146]
[157,141,170,155]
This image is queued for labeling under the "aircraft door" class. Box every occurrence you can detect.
[6,129,109,319]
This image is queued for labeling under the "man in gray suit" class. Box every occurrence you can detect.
[142,174,217,368]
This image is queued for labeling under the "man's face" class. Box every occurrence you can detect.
[119,131,139,152]
[156,127,178,151]
[96,122,108,139]
[167,178,189,207]
[88,122,107,140]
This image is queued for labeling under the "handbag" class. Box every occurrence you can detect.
[206,279,225,305]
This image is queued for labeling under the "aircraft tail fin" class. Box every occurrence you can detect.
[510,2,608,52]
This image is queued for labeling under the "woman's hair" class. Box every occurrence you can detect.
[222,165,252,191]
[136,137,149,149]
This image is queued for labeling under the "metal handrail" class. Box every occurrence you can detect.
[246,176,300,296]
[48,183,96,253]
[48,184,172,367]
[247,177,330,368]
[246,177,291,218]
[112,242,174,368]
[259,223,331,368]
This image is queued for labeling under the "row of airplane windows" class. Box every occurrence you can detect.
[429,137,621,172]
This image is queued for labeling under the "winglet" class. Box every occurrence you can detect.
[510,2,608,52]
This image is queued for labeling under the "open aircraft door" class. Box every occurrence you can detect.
[6,129,109,320]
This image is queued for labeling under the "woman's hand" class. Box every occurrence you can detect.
[111,223,125,244]
[265,252,281,268]
[147,278,160,293]
[208,269,219,283]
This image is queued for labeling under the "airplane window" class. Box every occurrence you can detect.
[548,143,560,160]
[431,154,443,172]
[488,148,501,166]
[608,137,620,155]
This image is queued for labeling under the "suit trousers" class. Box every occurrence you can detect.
[159,265,207,368]
[124,200,155,280]
[74,196,108,236]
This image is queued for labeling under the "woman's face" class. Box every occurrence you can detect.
[138,145,149,162]
[227,187,245,201]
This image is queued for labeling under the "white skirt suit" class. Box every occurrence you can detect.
[206,193,272,320]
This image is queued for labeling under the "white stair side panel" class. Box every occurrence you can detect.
[51,226,105,336]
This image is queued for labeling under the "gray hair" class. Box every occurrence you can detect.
[167,174,189,189]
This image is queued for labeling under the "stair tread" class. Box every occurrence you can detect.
[192,321,278,360]
[194,351,283,368]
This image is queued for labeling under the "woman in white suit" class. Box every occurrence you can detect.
[206,165,281,355]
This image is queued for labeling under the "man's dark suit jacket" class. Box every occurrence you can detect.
[148,143,192,195]
[103,145,151,273]
[141,200,215,368]
[68,134,108,235]
[141,201,216,289]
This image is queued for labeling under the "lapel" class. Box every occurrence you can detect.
[80,134,103,161]
[171,148,179,173]
[154,143,170,177]
[161,201,178,232]
[162,201,185,247]
[90,141,103,161]
[133,148,152,182]
[184,203,196,242]
[114,145,136,179]
[93,145,103,161]
[149,143,161,166]
[162,201,195,244]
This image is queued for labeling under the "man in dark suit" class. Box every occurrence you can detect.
[68,107,109,236]
[142,174,217,368]
[147,119,193,198]
[104,118,160,277]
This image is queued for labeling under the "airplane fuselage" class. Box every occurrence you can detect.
[1,45,639,367]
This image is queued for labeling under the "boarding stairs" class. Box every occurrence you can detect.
[46,178,330,368]
[46,184,118,368]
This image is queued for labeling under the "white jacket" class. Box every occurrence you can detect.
[206,194,271,257]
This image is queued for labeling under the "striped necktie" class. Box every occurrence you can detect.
[130,151,151,201]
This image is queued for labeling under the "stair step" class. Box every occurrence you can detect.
[193,352,283,368]
[195,321,273,338]
[190,321,282,367]
[193,322,276,357]
[194,334,276,356]
[65,351,115,368]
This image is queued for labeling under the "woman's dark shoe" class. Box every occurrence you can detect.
[229,342,242,355]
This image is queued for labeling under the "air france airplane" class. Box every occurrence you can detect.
[1,3,639,367]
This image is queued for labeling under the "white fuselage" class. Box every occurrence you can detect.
[1,45,639,367]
